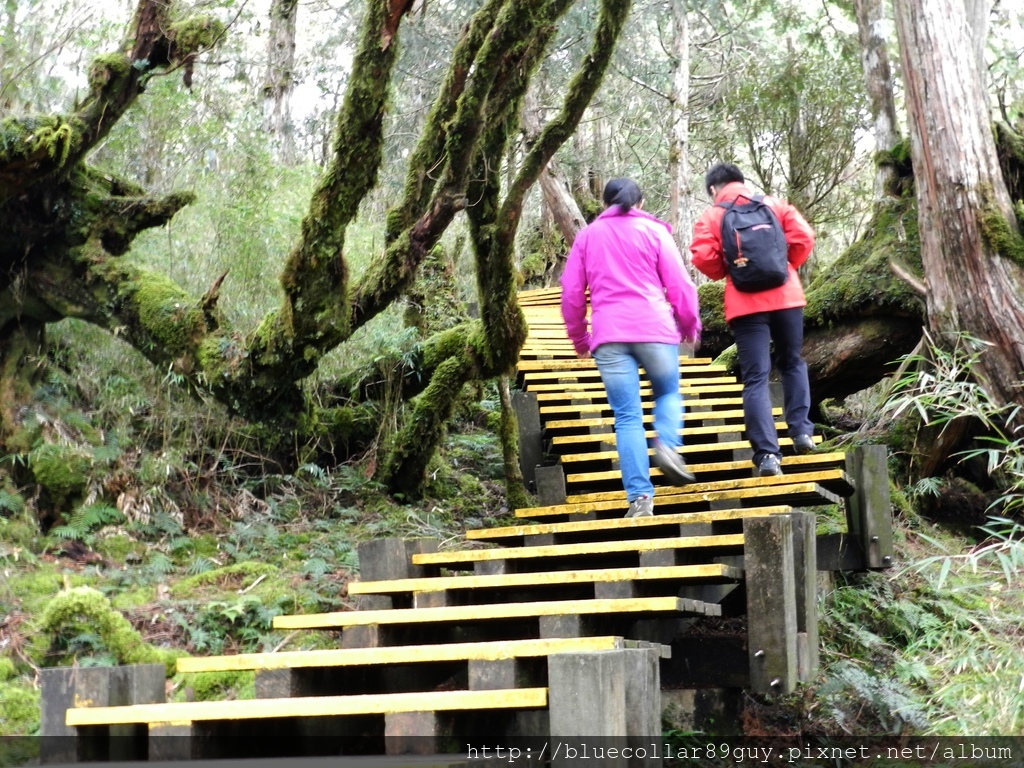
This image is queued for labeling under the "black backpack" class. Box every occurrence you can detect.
[716,194,790,292]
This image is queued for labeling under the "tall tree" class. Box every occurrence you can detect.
[263,0,299,165]
[893,0,1024,410]
[853,0,901,199]
[667,0,699,281]
[0,0,632,513]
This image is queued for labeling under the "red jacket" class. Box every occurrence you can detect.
[690,181,815,322]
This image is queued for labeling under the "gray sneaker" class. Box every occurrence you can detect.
[625,495,654,518]
[792,434,816,455]
[758,454,783,477]
[653,441,696,485]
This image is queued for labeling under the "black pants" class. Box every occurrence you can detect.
[730,307,814,465]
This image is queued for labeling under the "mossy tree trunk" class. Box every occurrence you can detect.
[0,0,635,510]
[893,0,1024,412]
[380,0,633,498]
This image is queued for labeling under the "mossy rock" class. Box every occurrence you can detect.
[93,534,148,563]
[34,587,184,675]
[28,443,93,503]
[170,562,280,599]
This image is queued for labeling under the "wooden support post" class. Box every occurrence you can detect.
[40,664,165,764]
[744,515,798,694]
[789,511,820,682]
[149,723,195,761]
[385,711,453,755]
[474,559,508,575]
[548,649,661,766]
[622,648,662,744]
[468,659,520,690]
[535,465,567,506]
[356,537,439,582]
[548,652,627,739]
[413,590,449,609]
[513,391,544,490]
[844,444,895,569]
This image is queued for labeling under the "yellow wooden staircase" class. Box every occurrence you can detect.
[42,288,895,763]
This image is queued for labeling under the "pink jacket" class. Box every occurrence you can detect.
[560,207,701,355]
[690,182,815,323]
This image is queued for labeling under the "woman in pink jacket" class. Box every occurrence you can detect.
[560,178,702,518]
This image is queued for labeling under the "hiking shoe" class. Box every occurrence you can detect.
[653,441,697,485]
[758,454,783,477]
[793,434,816,455]
[625,495,654,518]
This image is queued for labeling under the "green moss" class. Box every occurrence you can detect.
[173,671,254,702]
[977,191,1024,268]
[712,344,739,374]
[25,117,81,167]
[171,562,280,598]
[0,680,39,736]
[804,196,924,326]
[0,506,40,552]
[169,16,226,54]
[93,534,147,563]
[88,53,131,90]
[5,567,71,616]
[108,586,156,612]
[697,281,727,336]
[124,273,206,356]
[28,443,92,502]
[0,657,15,682]
[36,587,184,675]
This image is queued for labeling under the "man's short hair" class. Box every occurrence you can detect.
[705,163,744,195]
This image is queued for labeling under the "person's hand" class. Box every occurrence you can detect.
[577,349,592,360]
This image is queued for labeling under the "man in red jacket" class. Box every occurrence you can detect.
[690,163,817,477]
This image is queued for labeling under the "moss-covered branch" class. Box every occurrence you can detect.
[253,0,415,373]
[383,0,505,244]
[505,0,632,209]
[350,0,559,330]
[0,1,222,203]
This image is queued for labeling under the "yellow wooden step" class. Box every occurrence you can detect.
[546,411,781,439]
[67,688,548,727]
[563,468,850,502]
[540,397,752,416]
[465,505,792,542]
[521,364,727,383]
[546,408,757,428]
[273,596,716,630]
[411,534,745,568]
[566,456,848,490]
[565,450,843,481]
[517,358,713,372]
[554,432,787,463]
[177,636,637,674]
[533,384,743,402]
[514,483,841,519]
[525,377,739,393]
[349,563,741,596]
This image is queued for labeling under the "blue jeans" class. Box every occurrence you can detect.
[593,342,682,501]
[730,308,814,466]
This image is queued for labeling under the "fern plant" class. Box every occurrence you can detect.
[49,504,124,545]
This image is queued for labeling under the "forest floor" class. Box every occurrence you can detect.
[2,417,1024,750]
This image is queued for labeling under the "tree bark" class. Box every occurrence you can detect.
[263,0,298,165]
[523,88,586,283]
[893,0,1024,410]
[667,0,701,284]
[853,0,901,199]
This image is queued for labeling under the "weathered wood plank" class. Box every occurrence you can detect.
[67,689,549,727]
